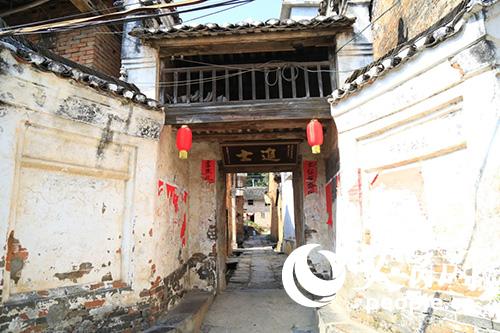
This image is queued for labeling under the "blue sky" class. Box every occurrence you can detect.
[181,0,282,25]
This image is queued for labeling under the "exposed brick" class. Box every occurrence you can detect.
[90,282,104,290]
[112,280,128,289]
[37,310,48,318]
[84,299,106,309]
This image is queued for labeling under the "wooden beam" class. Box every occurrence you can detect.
[155,33,344,57]
[182,121,309,133]
[223,165,296,173]
[70,0,107,13]
[293,161,305,246]
[175,118,333,132]
[165,98,332,125]
[193,131,306,142]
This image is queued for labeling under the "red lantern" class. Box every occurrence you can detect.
[176,125,192,159]
[307,119,323,154]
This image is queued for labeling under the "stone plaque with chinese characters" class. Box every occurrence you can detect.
[221,141,299,168]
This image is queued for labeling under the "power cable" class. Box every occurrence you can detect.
[3,0,253,36]
[2,0,135,30]
[336,0,400,53]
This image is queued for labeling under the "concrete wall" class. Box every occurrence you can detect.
[331,8,500,332]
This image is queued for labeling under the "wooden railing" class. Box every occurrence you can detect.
[161,61,336,105]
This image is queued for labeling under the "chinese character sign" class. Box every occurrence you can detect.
[303,160,318,196]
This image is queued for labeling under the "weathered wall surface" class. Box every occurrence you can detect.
[371,0,464,59]
[331,11,499,332]
[0,45,193,332]
[187,142,221,291]
[301,142,337,276]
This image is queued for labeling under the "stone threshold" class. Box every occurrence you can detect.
[144,291,214,333]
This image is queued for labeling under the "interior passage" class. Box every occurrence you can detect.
[201,235,316,333]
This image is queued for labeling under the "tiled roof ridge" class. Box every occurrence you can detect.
[130,14,355,38]
[0,36,163,110]
[328,0,496,105]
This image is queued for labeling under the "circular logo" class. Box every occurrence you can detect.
[282,244,346,307]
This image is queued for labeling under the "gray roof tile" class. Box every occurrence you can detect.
[0,36,162,110]
[130,15,354,39]
[328,0,495,105]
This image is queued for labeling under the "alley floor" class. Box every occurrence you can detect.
[201,235,317,333]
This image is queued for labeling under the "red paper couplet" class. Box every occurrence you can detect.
[201,160,216,184]
[303,160,318,196]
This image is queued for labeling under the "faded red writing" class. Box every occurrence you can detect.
[303,160,318,196]
[158,179,165,196]
[166,184,176,198]
[201,160,216,184]
[180,214,187,247]
[325,180,333,226]
[172,192,179,213]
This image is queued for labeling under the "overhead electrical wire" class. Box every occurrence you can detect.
[91,0,254,36]
[0,0,254,36]
[0,0,400,90]
[1,0,139,30]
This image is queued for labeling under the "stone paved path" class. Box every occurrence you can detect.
[201,235,317,333]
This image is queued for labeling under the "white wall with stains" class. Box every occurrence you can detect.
[0,45,188,331]
[330,10,500,332]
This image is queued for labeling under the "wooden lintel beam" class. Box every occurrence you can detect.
[153,29,348,56]
[192,131,306,142]
[174,121,309,132]
[222,165,296,174]
[165,99,332,125]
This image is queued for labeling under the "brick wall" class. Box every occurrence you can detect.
[35,26,122,77]
[370,0,464,59]
[4,0,121,77]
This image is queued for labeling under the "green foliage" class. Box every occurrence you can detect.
[245,173,268,187]
[244,220,267,234]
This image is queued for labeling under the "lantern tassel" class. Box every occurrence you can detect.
[179,150,188,159]
[312,145,321,154]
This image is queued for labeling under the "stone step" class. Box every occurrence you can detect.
[143,291,214,333]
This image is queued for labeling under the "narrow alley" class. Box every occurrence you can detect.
[0,0,498,332]
[201,235,317,333]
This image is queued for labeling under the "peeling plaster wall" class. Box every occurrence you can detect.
[187,142,221,291]
[300,144,336,276]
[330,13,500,332]
[0,47,175,332]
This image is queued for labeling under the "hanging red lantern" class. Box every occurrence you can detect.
[176,125,192,159]
[307,119,323,154]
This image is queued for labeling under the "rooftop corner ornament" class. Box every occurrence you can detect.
[307,119,323,154]
[176,125,192,159]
